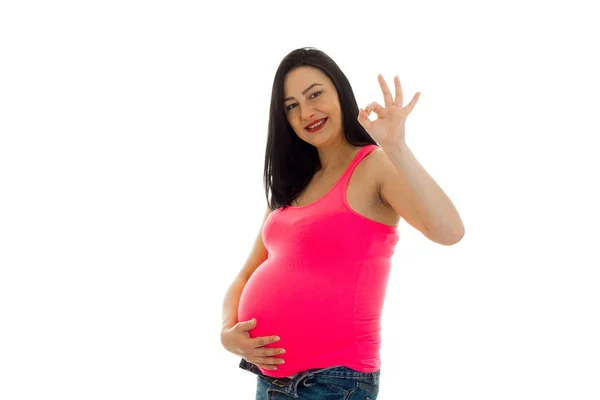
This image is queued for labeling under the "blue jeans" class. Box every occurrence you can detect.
[239,358,380,399]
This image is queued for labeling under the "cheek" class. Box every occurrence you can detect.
[286,116,302,132]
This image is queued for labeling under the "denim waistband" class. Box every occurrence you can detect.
[239,358,380,398]
[238,358,379,382]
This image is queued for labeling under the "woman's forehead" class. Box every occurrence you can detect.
[284,67,332,94]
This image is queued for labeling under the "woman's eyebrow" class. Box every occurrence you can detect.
[284,83,322,102]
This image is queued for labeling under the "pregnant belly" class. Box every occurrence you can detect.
[238,260,356,376]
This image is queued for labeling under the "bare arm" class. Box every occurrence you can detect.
[221,276,249,330]
[221,205,273,330]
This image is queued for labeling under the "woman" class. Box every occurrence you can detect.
[220,47,464,399]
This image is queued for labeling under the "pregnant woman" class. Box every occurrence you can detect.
[220,47,465,399]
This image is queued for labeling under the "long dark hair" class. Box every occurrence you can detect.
[264,47,376,210]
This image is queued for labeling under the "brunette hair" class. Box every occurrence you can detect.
[264,47,376,210]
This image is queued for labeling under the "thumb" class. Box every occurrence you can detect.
[236,318,256,332]
[357,108,371,131]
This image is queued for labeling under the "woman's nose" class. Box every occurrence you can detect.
[301,108,315,122]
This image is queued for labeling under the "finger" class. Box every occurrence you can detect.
[259,347,286,357]
[241,318,256,329]
[365,101,385,117]
[378,74,394,107]
[394,76,403,106]
[405,92,421,115]
[251,335,281,348]
[254,355,285,365]
[357,108,372,131]
[255,363,279,370]
[255,347,285,357]
[245,358,280,370]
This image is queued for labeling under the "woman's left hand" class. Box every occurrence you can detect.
[358,74,420,147]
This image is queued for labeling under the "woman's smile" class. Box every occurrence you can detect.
[305,118,327,133]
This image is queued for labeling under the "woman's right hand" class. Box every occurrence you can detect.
[220,318,286,370]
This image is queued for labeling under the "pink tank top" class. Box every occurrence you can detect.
[238,144,399,378]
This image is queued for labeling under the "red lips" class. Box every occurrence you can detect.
[304,118,327,130]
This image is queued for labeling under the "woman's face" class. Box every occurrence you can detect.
[283,66,343,146]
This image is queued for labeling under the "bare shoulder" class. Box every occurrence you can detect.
[344,145,400,227]
[361,146,393,204]
[364,146,430,235]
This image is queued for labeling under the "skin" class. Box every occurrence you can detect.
[237,67,402,379]
[283,66,355,172]
[282,66,400,228]
[242,68,456,377]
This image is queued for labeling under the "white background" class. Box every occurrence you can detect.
[1,0,599,399]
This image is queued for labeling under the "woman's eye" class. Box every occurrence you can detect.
[285,91,322,112]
